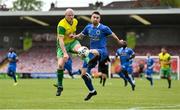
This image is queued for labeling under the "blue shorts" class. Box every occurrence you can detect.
[82,53,96,68]
[121,64,133,74]
[145,69,153,76]
[7,65,16,73]
[64,58,72,73]
[96,48,108,62]
[82,48,108,69]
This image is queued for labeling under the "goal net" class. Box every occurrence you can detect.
[109,56,180,80]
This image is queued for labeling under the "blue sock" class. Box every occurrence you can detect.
[82,73,94,91]
[12,72,17,82]
[86,68,92,75]
[125,75,134,86]
[118,72,127,81]
[7,72,13,77]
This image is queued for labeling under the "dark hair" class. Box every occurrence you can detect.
[92,11,101,16]
[9,47,16,53]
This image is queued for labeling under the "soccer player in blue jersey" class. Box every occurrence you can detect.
[145,53,154,86]
[7,47,18,85]
[116,41,136,91]
[72,11,123,101]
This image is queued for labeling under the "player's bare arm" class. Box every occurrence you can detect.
[129,54,135,60]
[8,58,13,62]
[15,57,19,62]
[71,33,85,39]
[110,32,124,44]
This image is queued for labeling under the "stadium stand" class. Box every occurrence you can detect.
[17,46,57,73]
[0,43,83,74]
[134,46,180,56]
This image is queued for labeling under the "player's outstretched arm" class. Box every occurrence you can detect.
[70,33,85,39]
[111,32,124,45]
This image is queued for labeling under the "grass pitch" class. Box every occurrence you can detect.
[0,78,180,109]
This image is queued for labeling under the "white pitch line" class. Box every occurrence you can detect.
[130,104,180,110]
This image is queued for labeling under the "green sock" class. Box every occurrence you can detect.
[57,69,64,87]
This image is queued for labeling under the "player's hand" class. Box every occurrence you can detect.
[63,53,69,62]
[119,39,124,45]
[69,34,78,39]
[69,34,74,38]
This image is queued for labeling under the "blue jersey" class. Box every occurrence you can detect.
[146,57,154,70]
[7,52,17,73]
[82,23,112,50]
[116,47,135,74]
[7,52,17,67]
[116,47,135,66]
[145,57,154,75]
[82,23,112,62]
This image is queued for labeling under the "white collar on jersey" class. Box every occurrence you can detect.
[92,23,100,28]
[122,47,128,50]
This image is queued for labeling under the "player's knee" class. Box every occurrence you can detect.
[81,73,88,80]
[102,74,107,79]
[82,72,91,79]
[58,65,64,70]
[80,68,86,76]
[168,76,171,80]
[88,56,99,68]
[81,73,85,78]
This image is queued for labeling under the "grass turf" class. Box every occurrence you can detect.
[0,78,180,109]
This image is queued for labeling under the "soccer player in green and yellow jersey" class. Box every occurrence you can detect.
[56,8,82,96]
[159,47,172,88]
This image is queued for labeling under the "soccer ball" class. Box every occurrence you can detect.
[77,46,90,57]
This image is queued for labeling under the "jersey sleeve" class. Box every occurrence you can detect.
[57,20,66,36]
[115,49,119,56]
[14,53,17,59]
[104,26,113,36]
[57,26,66,36]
